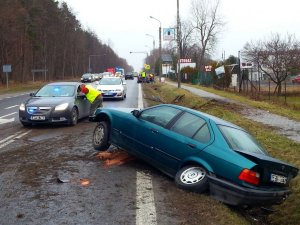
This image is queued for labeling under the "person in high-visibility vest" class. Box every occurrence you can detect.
[79,84,103,116]
[141,71,146,83]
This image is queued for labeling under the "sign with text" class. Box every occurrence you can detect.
[3,65,12,73]
[179,58,192,63]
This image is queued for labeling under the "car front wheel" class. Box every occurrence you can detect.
[175,165,209,193]
[93,121,110,151]
[70,107,78,126]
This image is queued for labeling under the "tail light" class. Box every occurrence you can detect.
[238,169,260,185]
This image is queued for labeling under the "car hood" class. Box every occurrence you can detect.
[235,149,298,184]
[97,85,123,91]
[25,97,73,107]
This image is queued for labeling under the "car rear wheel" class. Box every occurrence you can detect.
[175,165,209,193]
[70,107,78,126]
[93,121,110,151]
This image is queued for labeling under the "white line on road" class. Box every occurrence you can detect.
[0,131,23,144]
[138,84,143,109]
[0,130,31,149]
[136,171,157,225]
[5,105,19,109]
[0,112,17,119]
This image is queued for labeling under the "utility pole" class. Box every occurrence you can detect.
[150,16,162,81]
[177,0,181,88]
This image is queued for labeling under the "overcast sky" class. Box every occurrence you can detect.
[60,0,300,71]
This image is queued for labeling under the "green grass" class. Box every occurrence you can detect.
[142,83,300,225]
[178,82,300,122]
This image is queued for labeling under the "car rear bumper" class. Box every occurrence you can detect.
[208,175,290,206]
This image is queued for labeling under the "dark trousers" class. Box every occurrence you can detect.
[90,95,103,116]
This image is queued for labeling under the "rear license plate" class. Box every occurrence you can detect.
[270,173,287,184]
[31,115,45,120]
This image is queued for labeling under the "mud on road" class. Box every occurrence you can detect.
[0,121,270,225]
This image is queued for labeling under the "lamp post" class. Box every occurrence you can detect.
[150,16,162,81]
[177,0,181,88]
[145,33,155,51]
[88,54,106,73]
[130,51,149,65]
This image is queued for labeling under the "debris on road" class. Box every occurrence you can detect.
[80,178,90,186]
[97,149,135,168]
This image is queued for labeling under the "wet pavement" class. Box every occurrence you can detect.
[166,81,300,143]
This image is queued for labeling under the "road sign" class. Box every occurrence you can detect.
[163,28,175,41]
[3,65,11,73]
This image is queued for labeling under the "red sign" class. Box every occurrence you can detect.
[179,58,192,63]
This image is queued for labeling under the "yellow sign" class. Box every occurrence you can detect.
[144,64,150,70]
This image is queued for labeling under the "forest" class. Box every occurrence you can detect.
[0,0,133,84]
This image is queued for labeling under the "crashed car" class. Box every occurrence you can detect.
[90,104,298,206]
[19,82,90,126]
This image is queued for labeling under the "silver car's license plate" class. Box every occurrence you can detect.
[31,115,45,120]
[270,173,287,184]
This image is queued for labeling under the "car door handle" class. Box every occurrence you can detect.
[187,143,196,148]
[151,128,158,134]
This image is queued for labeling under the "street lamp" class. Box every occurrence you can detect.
[150,16,162,81]
[177,0,181,88]
[88,54,106,73]
[130,51,149,65]
[145,33,155,50]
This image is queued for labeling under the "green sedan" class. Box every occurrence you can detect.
[90,104,298,206]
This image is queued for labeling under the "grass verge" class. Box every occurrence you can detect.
[178,82,300,122]
[142,82,300,225]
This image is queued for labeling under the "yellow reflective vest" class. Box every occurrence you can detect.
[85,85,101,103]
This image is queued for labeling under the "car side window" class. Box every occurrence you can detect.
[139,106,181,127]
[193,124,211,143]
[170,112,207,138]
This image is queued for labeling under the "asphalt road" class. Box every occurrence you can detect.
[0,79,188,225]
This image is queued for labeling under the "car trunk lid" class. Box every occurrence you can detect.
[235,150,298,187]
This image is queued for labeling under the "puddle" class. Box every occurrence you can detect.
[28,132,63,142]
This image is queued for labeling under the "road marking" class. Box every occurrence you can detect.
[138,84,143,108]
[0,112,17,118]
[5,105,19,109]
[0,117,15,125]
[136,171,157,225]
[0,131,23,144]
[0,130,31,149]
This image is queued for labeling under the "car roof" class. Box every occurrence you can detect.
[162,104,244,130]
[47,82,80,86]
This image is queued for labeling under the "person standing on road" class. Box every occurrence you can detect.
[79,84,103,116]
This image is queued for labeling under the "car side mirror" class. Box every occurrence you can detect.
[131,109,140,118]
[30,92,35,97]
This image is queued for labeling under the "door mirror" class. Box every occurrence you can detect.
[131,109,140,118]
[30,92,35,97]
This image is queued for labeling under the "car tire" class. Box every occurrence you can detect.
[70,107,78,126]
[21,121,32,127]
[93,121,110,151]
[175,165,209,193]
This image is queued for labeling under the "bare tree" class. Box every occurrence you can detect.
[243,33,300,95]
[190,0,225,71]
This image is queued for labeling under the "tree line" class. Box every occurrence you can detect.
[0,0,133,84]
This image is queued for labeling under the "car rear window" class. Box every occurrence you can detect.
[219,125,267,155]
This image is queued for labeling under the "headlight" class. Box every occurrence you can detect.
[19,103,25,111]
[55,103,69,111]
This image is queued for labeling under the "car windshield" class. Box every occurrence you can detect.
[219,125,267,155]
[82,74,91,78]
[99,78,121,85]
[35,85,75,97]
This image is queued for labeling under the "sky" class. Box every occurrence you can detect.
[59,0,300,71]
